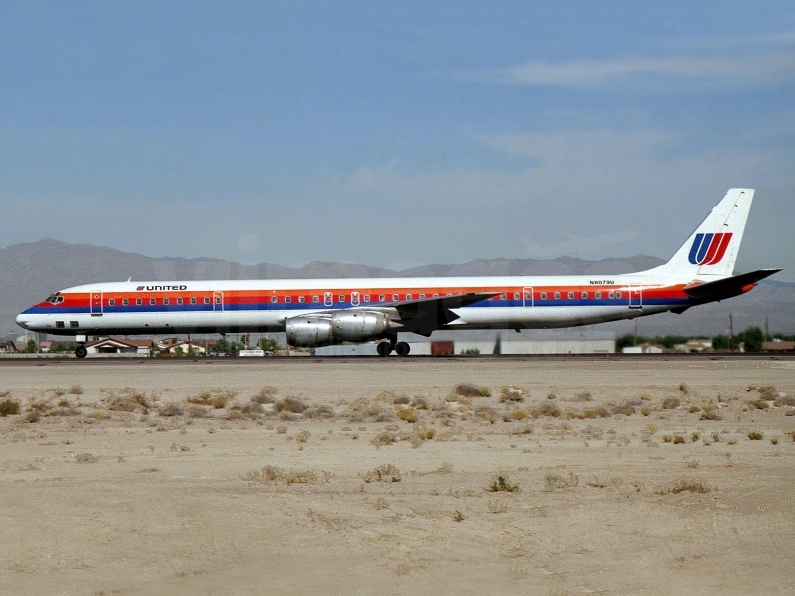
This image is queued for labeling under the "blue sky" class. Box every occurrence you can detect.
[1,1,793,279]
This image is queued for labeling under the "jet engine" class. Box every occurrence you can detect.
[285,310,396,347]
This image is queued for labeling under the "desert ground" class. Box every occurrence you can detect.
[1,357,794,596]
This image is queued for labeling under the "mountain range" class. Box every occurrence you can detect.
[1,239,791,339]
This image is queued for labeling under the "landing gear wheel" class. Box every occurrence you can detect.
[75,345,87,359]
[377,342,392,357]
[395,342,410,357]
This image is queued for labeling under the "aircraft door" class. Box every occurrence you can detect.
[90,291,103,316]
[522,287,534,307]
[629,284,642,309]
[213,291,224,312]
[351,292,360,306]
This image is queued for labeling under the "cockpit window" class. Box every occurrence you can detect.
[45,294,65,305]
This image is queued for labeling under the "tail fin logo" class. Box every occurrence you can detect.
[688,233,733,265]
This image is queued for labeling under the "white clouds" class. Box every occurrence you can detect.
[481,54,795,88]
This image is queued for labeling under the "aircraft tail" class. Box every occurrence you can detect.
[648,188,754,278]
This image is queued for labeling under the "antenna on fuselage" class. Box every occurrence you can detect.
[127,277,132,282]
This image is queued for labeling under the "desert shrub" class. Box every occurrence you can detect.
[659,477,710,495]
[500,386,526,403]
[68,385,84,395]
[302,404,335,419]
[395,408,418,423]
[544,472,578,492]
[157,403,184,417]
[573,391,592,402]
[747,431,763,440]
[276,397,309,414]
[771,436,779,445]
[211,394,230,409]
[487,475,519,492]
[414,425,435,440]
[25,410,40,423]
[700,411,722,421]
[251,386,278,403]
[679,383,690,395]
[748,399,769,410]
[785,430,795,442]
[187,406,210,418]
[276,425,287,434]
[662,397,681,409]
[0,399,20,416]
[363,463,401,483]
[531,402,562,419]
[371,431,397,447]
[52,388,65,397]
[392,394,410,405]
[237,402,265,416]
[727,438,737,445]
[582,407,609,419]
[75,453,98,464]
[691,432,700,442]
[108,388,151,413]
[688,405,701,413]
[673,435,686,444]
[641,407,651,416]
[610,403,636,416]
[296,430,310,443]
[511,410,528,420]
[757,385,778,400]
[775,395,795,407]
[454,383,491,397]
[253,466,317,484]
[410,397,429,410]
[475,407,499,424]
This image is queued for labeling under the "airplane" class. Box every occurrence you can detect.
[16,188,781,358]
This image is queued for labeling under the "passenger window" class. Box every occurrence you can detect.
[406,294,413,301]
[204,297,210,304]
[339,295,345,302]
[298,296,304,303]
[568,292,574,300]
[109,299,115,306]
[392,294,399,301]
[379,294,385,301]
[419,294,426,300]
[150,298,156,305]
[554,292,560,300]
[581,292,588,299]
[433,293,439,298]
[525,293,531,301]
[541,292,547,300]
[364,295,370,302]
[595,292,601,299]
[177,298,183,305]
[313,295,319,303]
[190,297,197,305]
[616,291,622,299]
[123,298,129,306]
[136,298,142,305]
[514,293,520,300]
[56,321,65,328]
[285,296,291,303]
[271,296,277,303]
[500,293,507,300]
[164,298,170,305]
[609,291,615,299]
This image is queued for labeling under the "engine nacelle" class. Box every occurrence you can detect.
[285,311,393,347]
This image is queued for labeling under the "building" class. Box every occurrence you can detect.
[315,329,615,356]
[621,344,664,354]
[86,337,153,356]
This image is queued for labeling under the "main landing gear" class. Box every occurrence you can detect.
[377,340,410,357]
[75,345,87,359]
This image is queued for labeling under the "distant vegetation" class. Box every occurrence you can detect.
[617,326,794,353]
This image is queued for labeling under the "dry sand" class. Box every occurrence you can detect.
[1,358,794,595]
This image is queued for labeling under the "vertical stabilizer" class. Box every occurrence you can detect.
[648,188,754,278]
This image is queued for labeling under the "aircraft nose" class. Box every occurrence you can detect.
[16,313,31,329]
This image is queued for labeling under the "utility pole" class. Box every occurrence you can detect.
[765,317,769,342]
[729,314,734,353]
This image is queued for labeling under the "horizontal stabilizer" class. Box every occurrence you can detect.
[684,268,781,300]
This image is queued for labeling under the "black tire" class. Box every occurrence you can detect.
[376,342,392,357]
[75,345,88,359]
[395,342,410,357]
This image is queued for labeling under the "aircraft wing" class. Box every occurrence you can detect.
[392,292,498,336]
[684,268,782,302]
